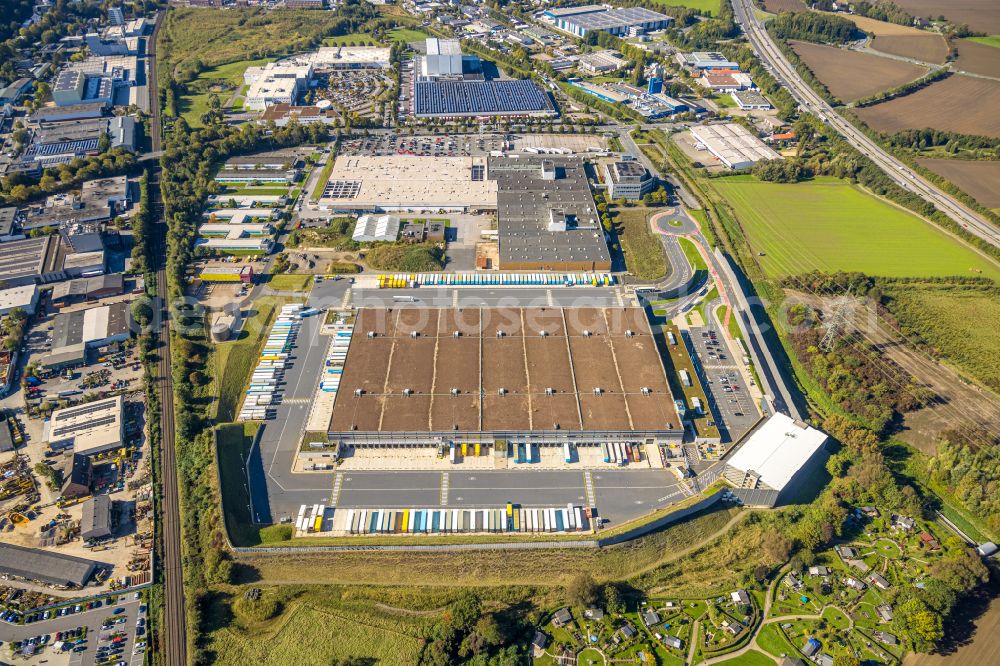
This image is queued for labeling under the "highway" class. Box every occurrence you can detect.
[731,0,1000,248]
[146,11,188,666]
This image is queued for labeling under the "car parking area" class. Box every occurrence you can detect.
[688,324,761,443]
[315,69,393,124]
[0,593,146,666]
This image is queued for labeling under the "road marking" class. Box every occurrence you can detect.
[330,473,343,507]
[440,472,450,506]
[341,287,352,308]
[280,398,310,405]
[546,289,554,306]
[616,289,624,307]
[452,289,459,307]
[583,471,596,506]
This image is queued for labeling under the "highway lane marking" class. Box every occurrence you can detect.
[547,289,554,306]
[452,290,459,307]
[440,472,449,506]
[330,473,344,507]
[584,471,596,506]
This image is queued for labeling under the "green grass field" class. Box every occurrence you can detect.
[712,176,1000,280]
[577,648,607,665]
[756,622,798,658]
[968,35,1000,48]
[386,27,429,44]
[647,0,720,13]
[265,274,314,291]
[178,57,274,126]
[883,284,1000,392]
[712,651,777,666]
[215,423,260,546]
[323,32,382,46]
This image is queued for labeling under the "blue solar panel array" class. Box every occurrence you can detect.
[414,79,554,116]
[26,139,100,158]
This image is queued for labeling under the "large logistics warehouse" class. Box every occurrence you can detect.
[326,307,684,449]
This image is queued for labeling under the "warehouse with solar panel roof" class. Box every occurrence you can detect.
[407,38,556,119]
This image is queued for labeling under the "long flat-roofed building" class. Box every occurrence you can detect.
[0,543,98,588]
[327,307,682,449]
[543,5,672,37]
[689,123,781,170]
[48,395,124,455]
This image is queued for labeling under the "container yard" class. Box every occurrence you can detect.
[238,303,305,421]
[376,272,614,288]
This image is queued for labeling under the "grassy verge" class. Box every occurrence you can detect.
[612,207,668,280]
[265,274,314,291]
[310,158,335,200]
[216,422,261,547]
[214,296,285,422]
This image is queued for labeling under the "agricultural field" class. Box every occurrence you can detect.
[612,207,668,281]
[882,283,1000,392]
[953,38,1000,78]
[969,36,1000,48]
[846,14,948,63]
[710,176,1000,280]
[762,0,806,13]
[892,0,1000,36]
[790,40,927,102]
[916,158,1000,209]
[854,74,1000,138]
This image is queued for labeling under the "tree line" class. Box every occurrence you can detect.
[767,11,862,44]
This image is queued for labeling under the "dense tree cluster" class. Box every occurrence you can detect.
[0,149,137,205]
[419,593,529,666]
[927,433,1000,534]
[752,159,807,182]
[767,11,861,44]
[812,0,914,26]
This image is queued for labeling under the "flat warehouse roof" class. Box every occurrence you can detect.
[726,413,828,491]
[329,307,676,434]
[413,79,556,117]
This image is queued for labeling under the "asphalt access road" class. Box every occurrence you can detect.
[331,468,685,526]
[353,287,625,309]
[0,597,145,666]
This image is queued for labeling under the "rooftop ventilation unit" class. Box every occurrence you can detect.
[583,330,591,337]
[451,388,460,396]
[410,331,418,338]
[402,388,412,396]
[545,387,554,396]
[496,330,505,338]
[593,387,603,395]
[367,331,375,338]
[354,389,364,397]
[625,330,635,337]
[498,388,506,396]
[641,387,651,396]
[540,330,548,337]
[453,330,461,337]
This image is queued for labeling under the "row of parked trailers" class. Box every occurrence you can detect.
[377,272,614,288]
[296,503,326,533]
[321,326,353,394]
[343,505,591,535]
[602,442,642,465]
[239,304,304,421]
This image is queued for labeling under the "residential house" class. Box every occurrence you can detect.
[802,637,821,657]
[893,515,916,531]
[808,566,829,577]
[730,590,750,605]
[876,604,894,622]
[869,573,891,590]
[641,609,660,626]
[845,577,866,591]
[551,608,572,628]
[664,636,683,649]
[583,608,604,620]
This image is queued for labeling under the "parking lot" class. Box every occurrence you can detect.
[339,133,506,158]
[687,323,761,443]
[0,593,146,666]
[315,69,393,124]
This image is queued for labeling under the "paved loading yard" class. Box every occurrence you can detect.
[329,307,679,433]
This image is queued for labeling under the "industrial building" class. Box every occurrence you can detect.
[81,494,114,541]
[281,46,392,70]
[697,71,754,92]
[0,236,82,287]
[413,79,556,118]
[214,167,299,184]
[43,303,131,369]
[62,454,92,499]
[352,214,400,242]
[675,51,741,71]
[731,89,772,110]
[543,5,672,37]
[50,273,125,307]
[0,543,98,588]
[0,284,40,315]
[420,38,465,78]
[195,236,273,254]
[689,123,782,170]
[319,155,498,213]
[603,161,655,200]
[325,307,682,449]
[243,62,313,111]
[577,50,629,75]
[48,395,125,456]
[723,413,828,506]
[494,157,610,271]
[198,265,254,283]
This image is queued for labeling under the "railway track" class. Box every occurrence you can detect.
[147,11,188,666]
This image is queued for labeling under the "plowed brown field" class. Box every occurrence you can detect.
[763,0,806,12]
[790,40,927,101]
[917,159,1000,208]
[847,14,948,63]
[855,75,1000,138]
[954,39,1000,78]
[892,0,1000,36]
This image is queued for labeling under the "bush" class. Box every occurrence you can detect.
[232,594,281,624]
[365,242,444,271]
